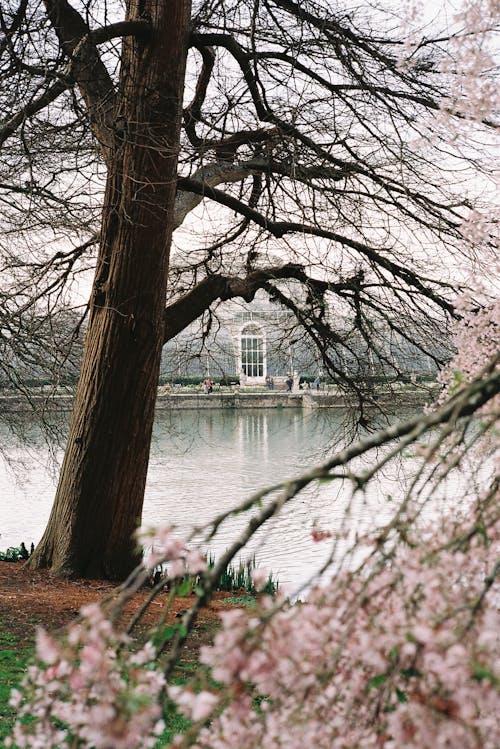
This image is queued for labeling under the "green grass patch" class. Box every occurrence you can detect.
[224,594,257,606]
[0,624,32,745]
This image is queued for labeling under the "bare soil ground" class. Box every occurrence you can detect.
[0,561,232,652]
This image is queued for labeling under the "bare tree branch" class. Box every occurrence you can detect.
[42,0,116,155]
[177,176,457,316]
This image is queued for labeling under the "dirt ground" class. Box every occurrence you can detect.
[0,561,233,652]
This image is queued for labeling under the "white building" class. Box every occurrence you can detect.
[160,291,448,385]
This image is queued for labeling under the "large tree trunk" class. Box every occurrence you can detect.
[28,0,192,579]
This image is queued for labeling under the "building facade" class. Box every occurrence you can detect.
[160,293,448,384]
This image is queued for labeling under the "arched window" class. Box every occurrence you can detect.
[241,324,264,377]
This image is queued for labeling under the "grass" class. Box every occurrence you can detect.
[0,624,32,745]
[224,594,256,606]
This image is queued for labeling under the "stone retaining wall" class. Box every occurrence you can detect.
[0,386,438,412]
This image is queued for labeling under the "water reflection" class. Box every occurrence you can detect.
[1,408,415,588]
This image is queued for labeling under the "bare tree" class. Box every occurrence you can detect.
[0,0,496,577]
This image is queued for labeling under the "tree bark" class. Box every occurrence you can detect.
[28,0,192,579]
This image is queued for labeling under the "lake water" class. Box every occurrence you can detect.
[0,407,428,590]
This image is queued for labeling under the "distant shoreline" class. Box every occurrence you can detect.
[0,384,439,412]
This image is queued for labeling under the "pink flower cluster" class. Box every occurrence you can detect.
[439,293,499,419]
[168,686,219,723]
[440,0,500,125]
[433,0,500,131]
[136,524,207,577]
[168,502,499,749]
[7,603,165,749]
[398,0,499,136]
[459,210,498,247]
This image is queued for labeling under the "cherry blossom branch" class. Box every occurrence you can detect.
[147,362,498,677]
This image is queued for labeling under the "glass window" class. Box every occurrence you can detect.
[241,325,264,377]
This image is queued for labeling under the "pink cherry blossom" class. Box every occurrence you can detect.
[136,524,207,578]
[35,627,59,665]
[10,603,165,749]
